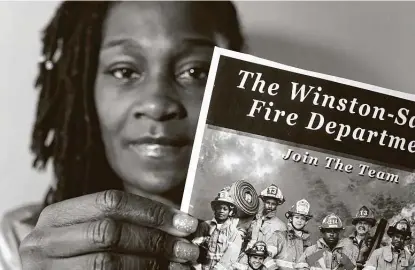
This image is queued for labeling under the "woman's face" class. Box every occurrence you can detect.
[248,255,265,270]
[213,203,231,223]
[291,214,307,230]
[94,2,227,196]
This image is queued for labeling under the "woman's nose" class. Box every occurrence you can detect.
[133,95,186,121]
[131,80,187,121]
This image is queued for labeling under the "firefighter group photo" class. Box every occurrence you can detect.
[189,182,415,270]
[185,128,415,270]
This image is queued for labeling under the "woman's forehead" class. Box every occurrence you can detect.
[102,2,219,46]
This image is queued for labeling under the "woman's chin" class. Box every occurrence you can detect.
[121,169,186,196]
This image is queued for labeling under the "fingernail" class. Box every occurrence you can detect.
[173,213,198,234]
[169,262,190,270]
[174,240,199,262]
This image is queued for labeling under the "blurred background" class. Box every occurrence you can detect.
[1,1,414,220]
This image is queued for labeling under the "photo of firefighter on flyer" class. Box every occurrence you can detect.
[181,48,415,270]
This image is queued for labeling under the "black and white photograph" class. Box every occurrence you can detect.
[1,1,415,270]
[184,125,415,270]
[181,48,415,270]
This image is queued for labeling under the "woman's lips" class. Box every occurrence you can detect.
[127,137,190,160]
[129,144,186,159]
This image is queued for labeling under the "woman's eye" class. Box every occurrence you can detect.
[110,67,141,82]
[177,67,208,83]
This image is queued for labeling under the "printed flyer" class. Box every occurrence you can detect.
[181,48,415,270]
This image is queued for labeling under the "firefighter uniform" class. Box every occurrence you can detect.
[264,199,313,270]
[234,242,270,270]
[247,185,287,248]
[405,240,415,257]
[342,206,377,270]
[364,247,414,270]
[295,213,359,270]
[192,187,243,270]
[363,219,415,270]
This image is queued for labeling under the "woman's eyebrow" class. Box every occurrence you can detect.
[101,36,215,53]
[173,37,218,58]
[179,37,217,48]
[101,38,142,51]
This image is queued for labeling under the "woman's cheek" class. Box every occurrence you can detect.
[183,90,205,133]
[95,82,131,134]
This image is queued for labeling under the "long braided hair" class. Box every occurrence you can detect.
[31,1,245,207]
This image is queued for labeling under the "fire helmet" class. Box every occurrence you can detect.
[319,213,344,230]
[260,184,285,205]
[352,206,376,227]
[285,199,313,220]
[211,186,236,211]
[387,219,411,240]
[246,241,269,257]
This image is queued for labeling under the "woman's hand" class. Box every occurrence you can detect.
[19,190,199,270]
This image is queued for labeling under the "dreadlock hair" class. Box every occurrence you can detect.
[31,1,245,207]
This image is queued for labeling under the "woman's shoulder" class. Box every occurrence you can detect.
[0,203,43,270]
[3,203,42,220]
[2,203,42,238]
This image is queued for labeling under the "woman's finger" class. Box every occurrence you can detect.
[21,219,199,263]
[169,262,191,270]
[22,252,171,270]
[36,190,198,237]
